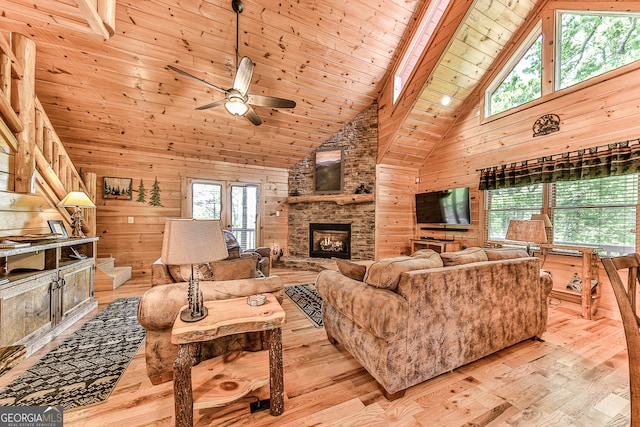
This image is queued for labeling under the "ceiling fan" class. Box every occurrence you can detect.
[167,0,296,126]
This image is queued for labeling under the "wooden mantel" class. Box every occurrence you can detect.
[287,193,374,205]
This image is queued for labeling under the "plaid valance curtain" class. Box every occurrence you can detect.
[478,139,640,190]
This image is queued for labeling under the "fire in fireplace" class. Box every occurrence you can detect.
[309,223,351,259]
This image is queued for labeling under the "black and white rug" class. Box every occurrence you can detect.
[0,297,145,410]
[285,284,323,328]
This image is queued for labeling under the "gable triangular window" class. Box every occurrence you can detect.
[486,24,542,116]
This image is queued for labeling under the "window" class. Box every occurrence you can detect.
[486,25,542,116]
[553,175,637,255]
[393,0,450,103]
[486,184,543,241]
[558,11,640,90]
[485,174,638,256]
[485,8,640,117]
[187,180,260,250]
[192,182,221,220]
[230,185,258,249]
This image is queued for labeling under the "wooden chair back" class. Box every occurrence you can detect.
[602,253,640,426]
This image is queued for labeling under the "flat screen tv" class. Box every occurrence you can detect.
[415,187,471,225]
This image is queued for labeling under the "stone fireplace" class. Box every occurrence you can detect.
[309,223,351,259]
[280,104,377,269]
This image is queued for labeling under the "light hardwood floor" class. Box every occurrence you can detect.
[0,268,632,426]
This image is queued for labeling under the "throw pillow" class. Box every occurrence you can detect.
[411,248,442,261]
[209,256,258,281]
[440,247,488,266]
[168,256,257,282]
[168,263,214,282]
[335,259,367,281]
[365,255,443,290]
[484,248,530,261]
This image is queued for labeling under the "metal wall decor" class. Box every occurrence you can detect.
[533,113,560,137]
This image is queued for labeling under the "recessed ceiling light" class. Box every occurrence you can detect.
[440,95,452,106]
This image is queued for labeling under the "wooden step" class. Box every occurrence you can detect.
[94,257,132,291]
[96,257,115,271]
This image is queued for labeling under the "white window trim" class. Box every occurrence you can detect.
[484,21,542,117]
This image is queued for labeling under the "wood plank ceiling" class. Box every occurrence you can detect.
[0,0,538,170]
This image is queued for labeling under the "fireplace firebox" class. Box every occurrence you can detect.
[309,223,351,259]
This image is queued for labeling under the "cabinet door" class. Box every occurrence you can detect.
[60,260,94,320]
[0,274,54,347]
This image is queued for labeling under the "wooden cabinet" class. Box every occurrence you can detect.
[410,239,462,254]
[0,237,98,356]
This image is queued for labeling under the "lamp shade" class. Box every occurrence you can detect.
[161,219,228,265]
[506,219,548,244]
[530,213,552,228]
[58,191,96,208]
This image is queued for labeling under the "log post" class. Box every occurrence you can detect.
[11,33,36,193]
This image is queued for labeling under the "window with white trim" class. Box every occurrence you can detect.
[485,174,638,256]
[485,9,640,117]
[558,11,640,90]
[486,24,542,116]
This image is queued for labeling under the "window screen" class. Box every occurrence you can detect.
[553,174,638,255]
[486,184,544,241]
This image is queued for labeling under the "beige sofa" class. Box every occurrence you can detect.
[315,247,553,399]
[137,276,284,384]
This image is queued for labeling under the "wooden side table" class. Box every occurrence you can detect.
[171,293,286,427]
[410,238,461,254]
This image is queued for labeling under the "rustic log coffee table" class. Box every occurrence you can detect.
[171,293,286,427]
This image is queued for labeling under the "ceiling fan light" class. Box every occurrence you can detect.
[225,99,248,116]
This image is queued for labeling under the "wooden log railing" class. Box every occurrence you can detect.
[0,30,96,237]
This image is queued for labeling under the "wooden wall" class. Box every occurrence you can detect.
[375,164,417,259]
[66,149,289,280]
[418,57,640,320]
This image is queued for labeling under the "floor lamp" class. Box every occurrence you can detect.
[58,191,96,237]
[505,219,548,256]
[161,219,228,322]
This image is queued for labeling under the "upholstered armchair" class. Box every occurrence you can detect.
[150,230,271,287]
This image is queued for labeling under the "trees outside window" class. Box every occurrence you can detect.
[485,8,640,117]
[559,12,640,90]
[485,174,638,256]
[489,35,542,115]
[192,182,222,220]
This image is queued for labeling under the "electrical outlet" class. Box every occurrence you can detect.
[127,216,134,224]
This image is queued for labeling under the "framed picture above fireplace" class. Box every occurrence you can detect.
[314,148,344,193]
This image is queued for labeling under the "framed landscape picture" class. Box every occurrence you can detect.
[48,220,68,238]
[103,177,133,200]
[314,148,344,193]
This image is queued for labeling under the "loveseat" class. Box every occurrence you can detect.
[315,247,553,399]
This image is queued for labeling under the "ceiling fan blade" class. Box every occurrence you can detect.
[247,94,296,109]
[233,57,254,96]
[244,105,262,126]
[167,65,227,95]
[195,99,228,110]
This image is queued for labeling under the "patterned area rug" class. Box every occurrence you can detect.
[285,284,323,328]
[0,297,145,410]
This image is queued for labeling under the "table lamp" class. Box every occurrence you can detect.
[161,219,228,322]
[58,191,96,237]
[505,219,548,256]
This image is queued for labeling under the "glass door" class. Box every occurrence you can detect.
[188,180,259,250]
[230,185,258,250]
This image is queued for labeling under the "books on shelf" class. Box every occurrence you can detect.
[0,240,32,249]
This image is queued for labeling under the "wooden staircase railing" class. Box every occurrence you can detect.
[0,30,96,237]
